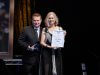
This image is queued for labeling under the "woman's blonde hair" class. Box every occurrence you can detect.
[44,12,59,27]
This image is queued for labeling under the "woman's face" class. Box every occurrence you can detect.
[48,14,55,27]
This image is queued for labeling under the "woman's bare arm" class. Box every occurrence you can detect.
[40,28,52,48]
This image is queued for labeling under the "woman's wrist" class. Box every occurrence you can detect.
[45,44,51,48]
[45,44,48,47]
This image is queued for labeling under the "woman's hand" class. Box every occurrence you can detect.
[51,46,60,50]
[45,45,58,49]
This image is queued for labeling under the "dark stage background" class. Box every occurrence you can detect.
[13,0,100,75]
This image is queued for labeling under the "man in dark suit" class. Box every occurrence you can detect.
[18,13,42,75]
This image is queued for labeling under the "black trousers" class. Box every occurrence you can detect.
[22,52,40,75]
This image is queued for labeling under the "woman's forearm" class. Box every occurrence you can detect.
[41,42,52,48]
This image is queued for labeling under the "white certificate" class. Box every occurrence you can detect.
[51,30,65,47]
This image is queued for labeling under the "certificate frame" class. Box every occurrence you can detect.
[51,30,65,48]
[0,0,14,59]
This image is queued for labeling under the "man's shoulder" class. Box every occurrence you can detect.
[24,26,31,29]
[21,26,32,33]
[23,26,33,31]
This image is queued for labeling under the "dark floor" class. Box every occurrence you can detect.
[1,55,100,75]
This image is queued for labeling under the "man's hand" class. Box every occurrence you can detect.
[27,45,35,51]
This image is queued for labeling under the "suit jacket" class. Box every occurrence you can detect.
[18,25,42,64]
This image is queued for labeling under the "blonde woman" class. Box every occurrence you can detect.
[41,12,66,75]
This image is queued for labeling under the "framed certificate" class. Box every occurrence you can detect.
[51,30,65,47]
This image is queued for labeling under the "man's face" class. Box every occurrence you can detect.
[32,16,42,28]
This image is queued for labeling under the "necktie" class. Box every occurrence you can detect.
[35,28,38,39]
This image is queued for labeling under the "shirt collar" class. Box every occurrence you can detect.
[34,27,40,30]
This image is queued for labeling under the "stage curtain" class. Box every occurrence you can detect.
[14,0,32,38]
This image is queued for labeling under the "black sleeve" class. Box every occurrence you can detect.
[18,30,29,49]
